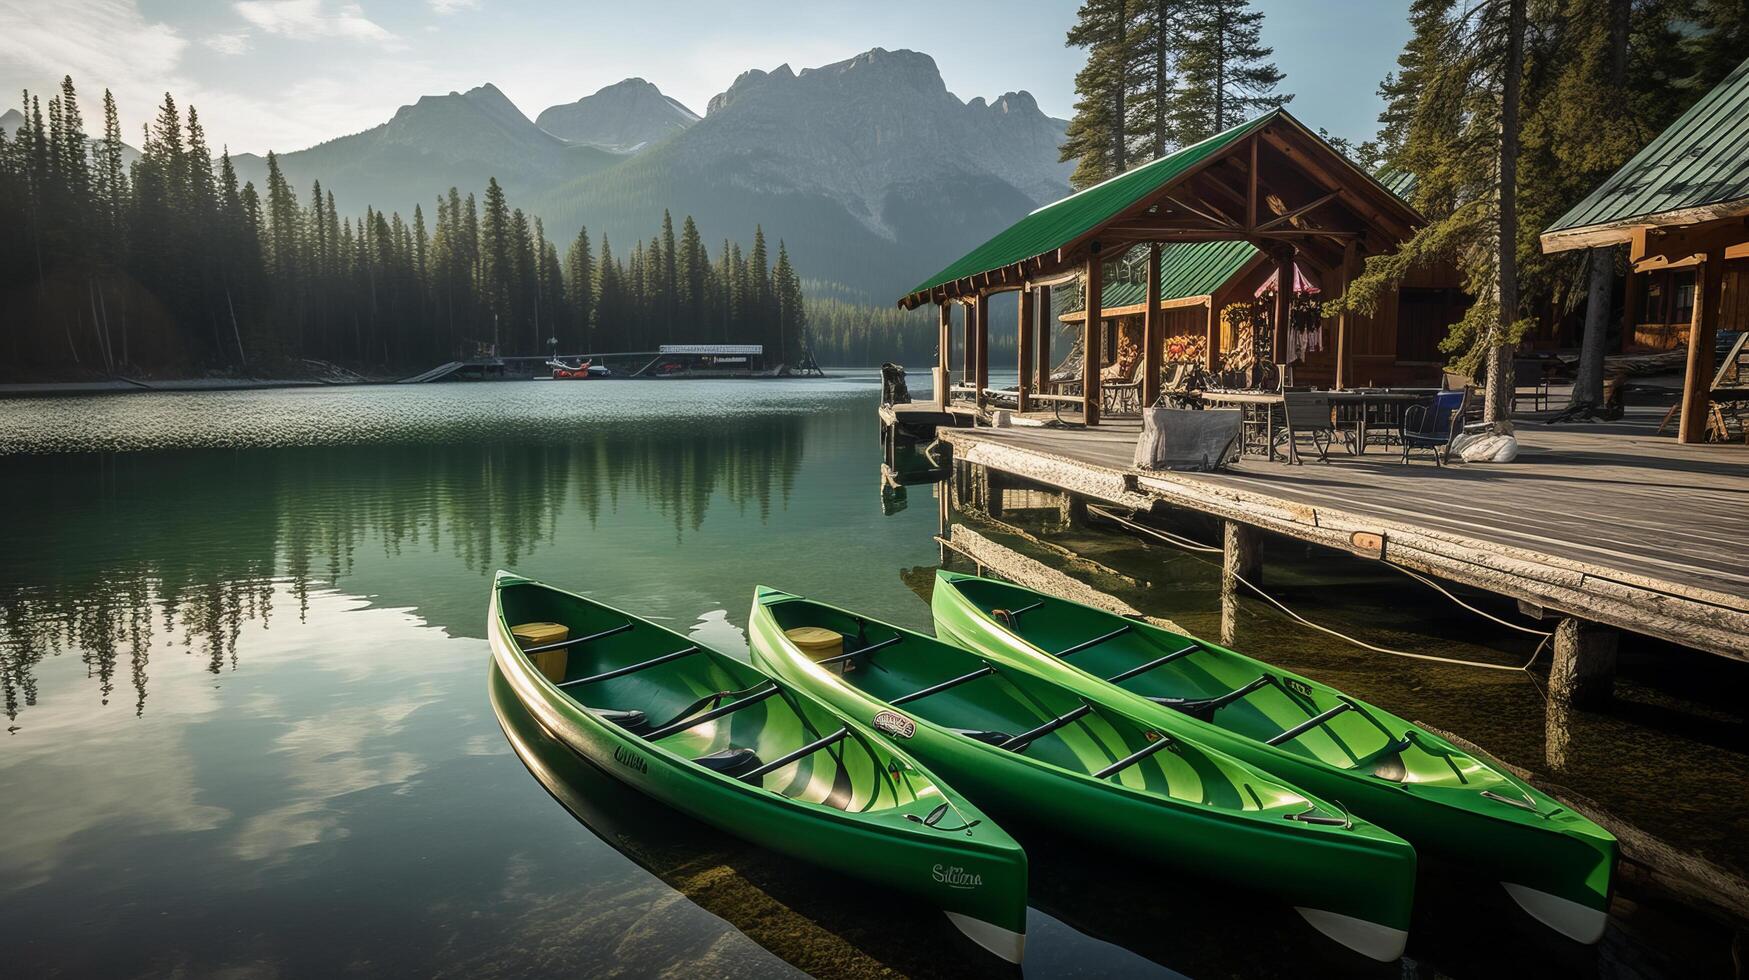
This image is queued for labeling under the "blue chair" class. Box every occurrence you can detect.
[1400,390,1467,465]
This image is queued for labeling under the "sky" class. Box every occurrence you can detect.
[0,0,1412,156]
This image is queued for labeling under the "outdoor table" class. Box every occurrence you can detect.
[1326,390,1433,454]
[1193,390,1285,459]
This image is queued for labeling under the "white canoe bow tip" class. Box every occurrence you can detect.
[1294,907,1408,963]
[1501,882,1609,944]
[944,910,1026,964]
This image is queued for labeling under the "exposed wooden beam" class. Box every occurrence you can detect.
[1036,284,1054,394]
[1334,240,1358,390]
[1255,189,1343,232]
[1632,218,1749,265]
[937,302,952,410]
[1018,286,1035,413]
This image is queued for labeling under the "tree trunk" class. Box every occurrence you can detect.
[1483,0,1527,428]
[1567,249,1613,411]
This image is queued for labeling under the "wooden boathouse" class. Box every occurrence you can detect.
[1541,54,1749,444]
[889,108,1749,702]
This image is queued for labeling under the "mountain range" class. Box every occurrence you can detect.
[226,48,1073,301]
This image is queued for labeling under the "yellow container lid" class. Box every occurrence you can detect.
[785,626,843,652]
[512,621,569,647]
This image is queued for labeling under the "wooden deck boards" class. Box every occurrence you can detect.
[941,410,1749,657]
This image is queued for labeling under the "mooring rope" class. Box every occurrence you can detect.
[1084,504,1552,673]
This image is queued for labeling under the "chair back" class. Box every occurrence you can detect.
[1282,391,1333,431]
[1411,390,1466,439]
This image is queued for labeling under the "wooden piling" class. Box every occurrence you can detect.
[1221,520,1261,645]
[1550,617,1619,707]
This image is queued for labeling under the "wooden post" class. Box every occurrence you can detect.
[1620,266,1642,351]
[1037,285,1053,395]
[1142,243,1163,408]
[1678,247,1725,444]
[1221,521,1261,646]
[961,300,975,393]
[1204,299,1220,372]
[974,292,990,410]
[1550,618,1618,708]
[1084,253,1103,426]
[1017,287,1035,413]
[936,302,951,411]
[1334,241,1358,390]
[1271,248,1294,384]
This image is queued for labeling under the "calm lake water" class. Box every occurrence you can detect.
[1,375,1741,977]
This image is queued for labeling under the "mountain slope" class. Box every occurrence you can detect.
[2,108,143,168]
[530,48,1073,299]
[232,83,618,217]
[536,78,699,152]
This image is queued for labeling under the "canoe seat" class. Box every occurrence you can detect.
[590,707,650,735]
[950,728,1014,747]
[693,747,764,778]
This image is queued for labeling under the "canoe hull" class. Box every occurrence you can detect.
[748,588,1416,962]
[489,573,1028,958]
[930,570,1617,942]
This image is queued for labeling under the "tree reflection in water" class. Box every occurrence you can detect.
[0,414,805,723]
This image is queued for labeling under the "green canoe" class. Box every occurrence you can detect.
[749,586,1417,962]
[489,571,1028,961]
[930,570,1617,944]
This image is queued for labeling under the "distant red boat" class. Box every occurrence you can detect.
[548,359,609,379]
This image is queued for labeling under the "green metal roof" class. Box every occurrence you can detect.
[1061,240,1259,315]
[903,111,1278,303]
[1546,54,1749,238]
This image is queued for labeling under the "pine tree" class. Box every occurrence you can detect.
[1129,1,1191,159]
[1170,0,1289,142]
[564,224,593,349]
[480,177,512,345]
[1062,0,1140,188]
[677,215,704,337]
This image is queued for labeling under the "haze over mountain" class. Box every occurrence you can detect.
[536,78,699,153]
[3,107,142,169]
[230,83,620,219]
[230,48,1071,300]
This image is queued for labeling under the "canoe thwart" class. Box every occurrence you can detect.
[740,727,851,782]
[521,620,634,654]
[1265,702,1355,747]
[1091,733,1177,780]
[890,664,998,706]
[1105,644,1200,684]
[815,633,904,666]
[558,645,703,687]
[643,682,780,741]
[1053,625,1132,659]
[991,601,1043,626]
[1001,703,1094,752]
[1153,674,1274,721]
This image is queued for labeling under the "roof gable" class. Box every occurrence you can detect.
[1544,54,1749,247]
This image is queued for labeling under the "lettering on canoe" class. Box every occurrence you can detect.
[932,864,983,889]
[1283,677,1315,699]
[872,710,916,739]
[612,744,648,774]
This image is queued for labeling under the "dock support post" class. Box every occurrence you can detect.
[1084,251,1103,426]
[974,293,990,412]
[1549,618,1618,708]
[1060,493,1088,531]
[1142,243,1162,408]
[1018,287,1034,414]
[1678,247,1724,444]
[936,302,951,411]
[985,468,1006,519]
[1221,521,1261,645]
[1036,285,1053,396]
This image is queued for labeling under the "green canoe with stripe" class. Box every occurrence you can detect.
[749,585,1417,962]
[929,570,1617,944]
[489,571,1029,961]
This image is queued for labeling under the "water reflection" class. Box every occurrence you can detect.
[1,393,806,723]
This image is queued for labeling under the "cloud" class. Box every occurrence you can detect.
[0,0,187,100]
[233,0,397,45]
[203,32,251,56]
[428,0,479,13]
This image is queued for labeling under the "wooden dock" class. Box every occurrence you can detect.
[939,412,1749,661]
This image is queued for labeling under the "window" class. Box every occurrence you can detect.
[1672,271,1697,324]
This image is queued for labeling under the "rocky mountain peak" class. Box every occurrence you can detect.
[537,78,698,153]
